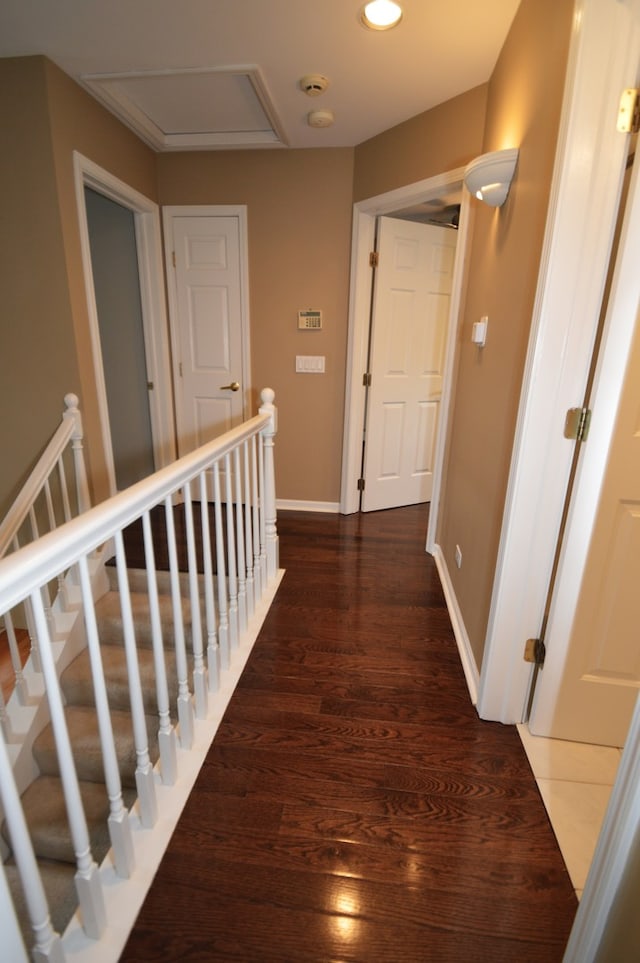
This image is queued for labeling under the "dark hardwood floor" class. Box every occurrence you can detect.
[121,505,577,962]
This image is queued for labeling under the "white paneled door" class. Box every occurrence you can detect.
[165,210,248,456]
[362,217,456,512]
[530,309,640,746]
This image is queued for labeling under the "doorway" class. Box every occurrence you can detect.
[340,167,471,552]
[74,153,176,495]
[84,187,154,489]
[162,206,251,457]
[361,215,458,512]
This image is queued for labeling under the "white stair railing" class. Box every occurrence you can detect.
[0,393,91,694]
[0,388,279,963]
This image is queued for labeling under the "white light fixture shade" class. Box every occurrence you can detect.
[360,1,403,30]
[464,148,519,207]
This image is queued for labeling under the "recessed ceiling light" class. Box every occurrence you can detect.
[360,1,403,30]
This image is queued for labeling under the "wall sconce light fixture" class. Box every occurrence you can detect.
[464,148,519,207]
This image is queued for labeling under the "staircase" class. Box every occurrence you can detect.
[0,389,281,962]
[3,568,192,936]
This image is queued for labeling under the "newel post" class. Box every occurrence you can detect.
[259,388,279,579]
[63,394,91,515]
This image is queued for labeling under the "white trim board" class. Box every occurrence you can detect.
[432,545,480,706]
[73,153,176,495]
[276,499,340,513]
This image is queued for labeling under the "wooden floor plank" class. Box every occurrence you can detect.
[121,505,577,962]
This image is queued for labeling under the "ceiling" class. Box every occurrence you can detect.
[0,0,521,152]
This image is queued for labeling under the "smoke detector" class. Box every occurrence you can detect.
[300,74,330,97]
[308,108,334,128]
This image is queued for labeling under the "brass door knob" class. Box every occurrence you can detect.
[220,381,240,391]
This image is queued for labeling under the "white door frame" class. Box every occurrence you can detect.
[73,152,176,495]
[477,0,640,723]
[162,205,252,432]
[340,167,471,554]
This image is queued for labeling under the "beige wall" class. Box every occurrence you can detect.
[157,149,354,503]
[44,60,158,502]
[0,57,158,513]
[0,57,80,518]
[437,0,575,668]
[353,84,488,202]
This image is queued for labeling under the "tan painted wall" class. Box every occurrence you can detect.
[353,85,488,202]
[0,57,158,514]
[157,149,354,503]
[437,0,575,669]
[0,57,80,518]
[44,60,158,502]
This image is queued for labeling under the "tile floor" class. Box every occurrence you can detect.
[517,725,622,900]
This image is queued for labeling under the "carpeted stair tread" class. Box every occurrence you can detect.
[4,857,78,941]
[4,775,119,866]
[61,644,180,715]
[32,705,158,788]
[94,589,194,648]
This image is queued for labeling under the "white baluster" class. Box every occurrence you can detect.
[63,394,91,515]
[234,446,248,636]
[45,479,65,598]
[142,511,178,786]
[198,471,220,693]
[257,426,267,588]
[182,485,207,719]
[29,510,54,637]
[0,676,14,742]
[164,496,194,750]
[0,729,63,962]
[250,435,262,602]
[3,611,28,706]
[243,440,256,619]
[224,453,239,651]
[259,387,279,580]
[113,533,158,829]
[57,457,72,523]
[77,554,135,876]
[29,591,106,939]
[213,462,230,670]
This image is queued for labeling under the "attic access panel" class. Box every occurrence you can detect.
[82,66,287,150]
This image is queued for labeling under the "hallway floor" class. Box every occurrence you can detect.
[121,506,577,962]
[517,725,621,900]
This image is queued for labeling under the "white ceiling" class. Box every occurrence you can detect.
[0,0,521,151]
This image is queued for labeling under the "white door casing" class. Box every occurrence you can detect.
[74,153,176,495]
[340,167,471,540]
[477,0,640,725]
[163,207,251,457]
[528,139,640,746]
[362,218,456,512]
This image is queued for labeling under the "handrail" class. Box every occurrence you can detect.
[0,394,89,559]
[0,405,274,617]
[0,387,279,959]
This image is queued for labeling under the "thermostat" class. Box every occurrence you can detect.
[298,309,322,330]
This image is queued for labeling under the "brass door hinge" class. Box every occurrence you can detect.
[617,88,640,133]
[524,638,546,666]
[564,407,591,442]
[362,372,372,387]
[369,251,379,268]
[357,478,365,492]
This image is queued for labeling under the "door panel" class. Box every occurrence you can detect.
[362,217,456,512]
[531,309,640,745]
[171,215,244,455]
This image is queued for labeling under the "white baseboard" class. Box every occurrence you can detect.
[276,499,340,513]
[432,543,480,706]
